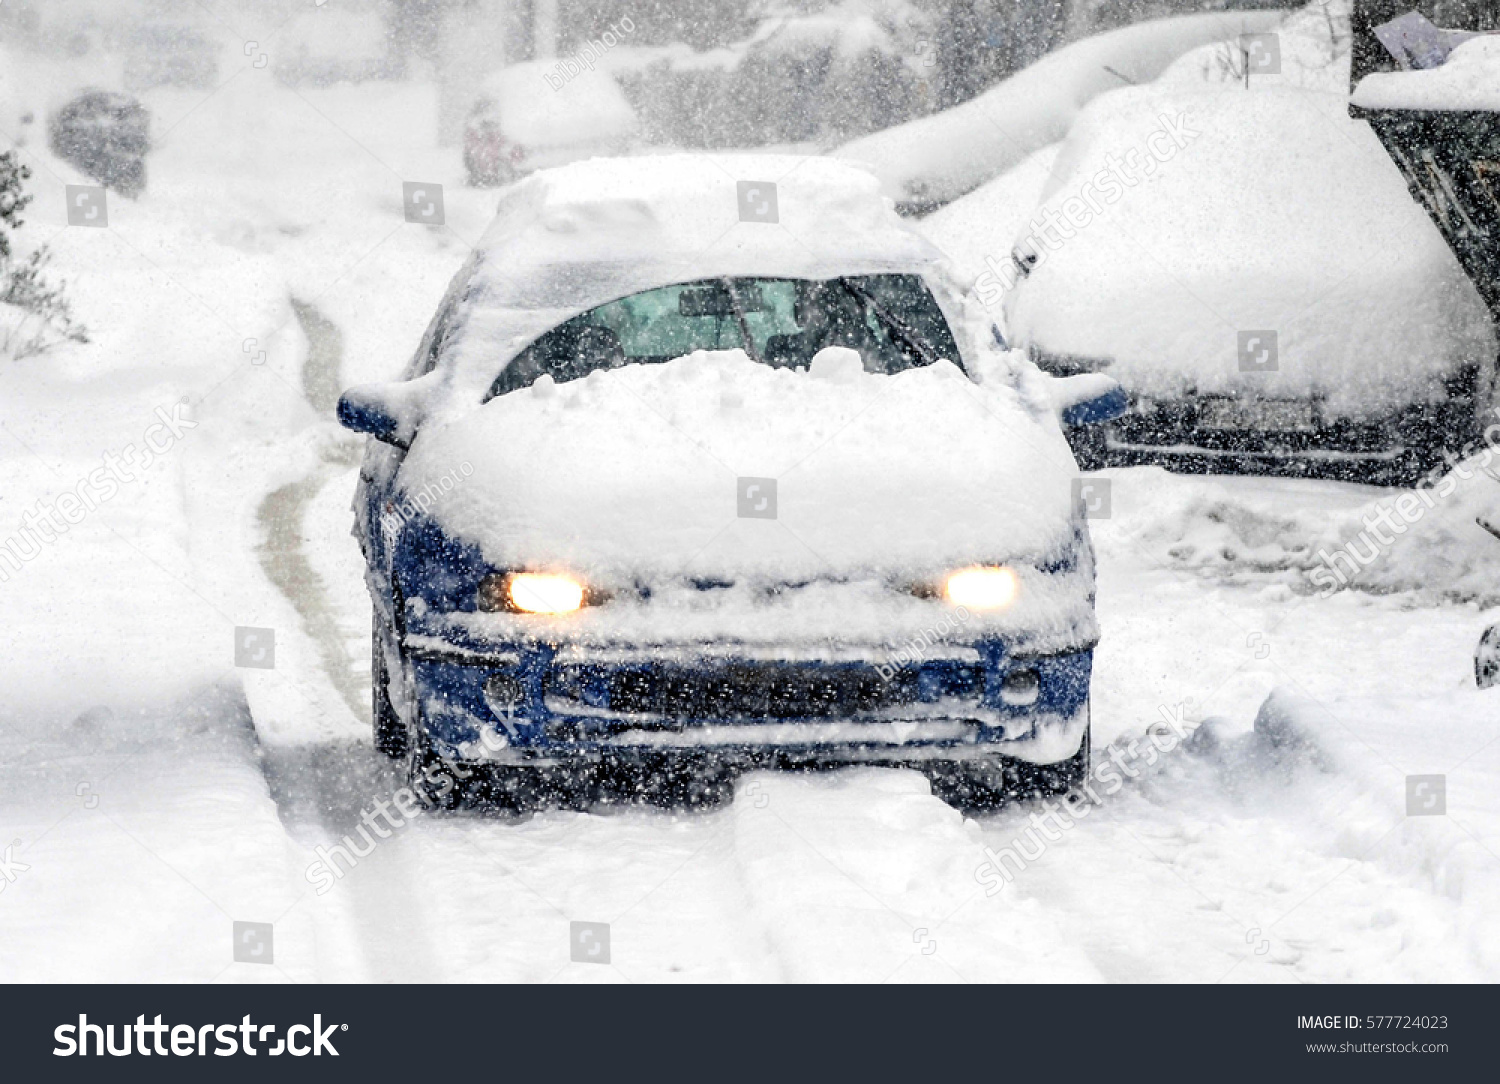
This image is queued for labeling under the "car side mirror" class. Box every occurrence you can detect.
[1049,373,1127,427]
[337,384,411,448]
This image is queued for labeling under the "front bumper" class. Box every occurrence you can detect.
[403,635,1092,768]
[1070,392,1473,485]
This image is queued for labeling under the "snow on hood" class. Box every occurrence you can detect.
[425,155,946,411]
[400,349,1078,581]
[1353,34,1500,111]
[1003,84,1494,419]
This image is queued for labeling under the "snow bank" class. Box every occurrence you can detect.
[833,9,1288,209]
[1246,686,1500,976]
[1102,448,1500,606]
[1354,33,1500,111]
[403,348,1080,583]
[1002,81,1494,418]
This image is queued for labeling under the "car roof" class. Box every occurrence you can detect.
[435,154,949,399]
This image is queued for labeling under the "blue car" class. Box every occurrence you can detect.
[338,155,1123,810]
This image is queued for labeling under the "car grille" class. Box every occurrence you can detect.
[545,661,983,721]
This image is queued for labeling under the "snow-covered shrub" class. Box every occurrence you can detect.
[0,150,87,360]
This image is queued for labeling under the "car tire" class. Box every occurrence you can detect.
[925,721,1091,813]
[372,617,408,759]
[406,728,481,811]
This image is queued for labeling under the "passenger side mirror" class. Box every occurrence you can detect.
[337,384,413,448]
[1048,373,1127,427]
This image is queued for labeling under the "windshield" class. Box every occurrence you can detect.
[487,273,962,399]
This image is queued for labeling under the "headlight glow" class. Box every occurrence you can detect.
[944,566,1019,610]
[480,572,587,614]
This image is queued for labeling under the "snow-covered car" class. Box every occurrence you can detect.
[49,90,150,198]
[336,155,1123,811]
[992,13,1497,485]
[462,62,637,188]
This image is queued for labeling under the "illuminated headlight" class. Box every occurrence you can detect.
[478,572,587,614]
[943,566,1019,610]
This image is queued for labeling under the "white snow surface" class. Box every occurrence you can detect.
[1354,33,1500,111]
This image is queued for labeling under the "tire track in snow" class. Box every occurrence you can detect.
[729,768,1104,982]
[253,297,441,980]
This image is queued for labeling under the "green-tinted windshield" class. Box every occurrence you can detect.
[487,273,962,398]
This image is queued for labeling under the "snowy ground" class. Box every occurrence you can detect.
[3,56,1499,984]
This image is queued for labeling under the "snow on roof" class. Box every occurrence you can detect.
[476,61,637,146]
[1352,34,1500,111]
[436,154,944,401]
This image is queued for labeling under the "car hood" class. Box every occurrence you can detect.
[398,350,1078,582]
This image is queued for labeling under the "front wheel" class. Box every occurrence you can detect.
[372,616,408,759]
[924,724,1091,813]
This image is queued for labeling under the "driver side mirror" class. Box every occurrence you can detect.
[337,384,413,448]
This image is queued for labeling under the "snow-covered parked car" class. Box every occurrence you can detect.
[49,90,151,198]
[462,62,637,188]
[336,154,1124,811]
[985,11,1497,485]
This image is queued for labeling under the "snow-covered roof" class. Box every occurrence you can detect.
[436,154,945,402]
[475,61,637,146]
[1002,82,1494,419]
[1353,34,1500,111]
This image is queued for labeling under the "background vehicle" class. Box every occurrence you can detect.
[1345,2,1500,677]
[956,3,1496,485]
[337,155,1123,811]
[49,89,150,198]
[463,62,637,187]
